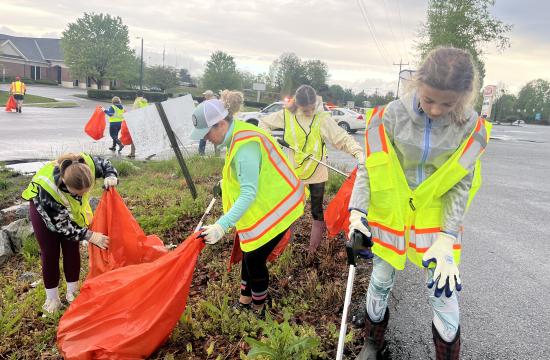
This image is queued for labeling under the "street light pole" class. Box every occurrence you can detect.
[139,37,144,91]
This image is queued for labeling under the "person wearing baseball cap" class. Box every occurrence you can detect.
[198,90,217,154]
[191,95,305,317]
[202,89,216,100]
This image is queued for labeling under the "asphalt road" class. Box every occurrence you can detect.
[1,86,549,358]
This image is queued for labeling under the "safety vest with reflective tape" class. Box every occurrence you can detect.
[364,111,492,270]
[135,98,148,108]
[222,120,306,252]
[21,153,96,228]
[108,105,125,123]
[10,81,25,95]
[282,109,326,180]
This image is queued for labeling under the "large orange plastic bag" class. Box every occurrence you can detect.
[119,121,133,145]
[84,106,106,140]
[228,228,292,271]
[87,189,167,279]
[5,95,17,112]
[325,167,357,238]
[57,233,205,360]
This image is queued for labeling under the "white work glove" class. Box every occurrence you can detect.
[201,223,225,245]
[89,231,109,249]
[348,210,371,240]
[103,176,118,189]
[422,232,461,298]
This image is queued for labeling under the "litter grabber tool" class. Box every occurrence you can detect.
[166,197,216,249]
[336,230,374,360]
[276,138,348,177]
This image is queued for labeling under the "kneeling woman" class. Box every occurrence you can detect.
[190,93,305,314]
[22,153,118,313]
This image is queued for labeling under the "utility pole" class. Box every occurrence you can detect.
[139,37,144,91]
[162,46,166,68]
[393,58,409,99]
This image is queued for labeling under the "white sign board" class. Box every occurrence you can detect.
[124,95,196,159]
[252,83,266,91]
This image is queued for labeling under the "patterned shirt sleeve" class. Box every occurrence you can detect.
[91,156,118,179]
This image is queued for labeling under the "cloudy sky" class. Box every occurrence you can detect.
[1,0,548,94]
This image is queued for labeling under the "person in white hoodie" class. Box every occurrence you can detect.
[348,47,492,359]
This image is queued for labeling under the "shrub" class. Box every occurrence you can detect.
[87,89,169,102]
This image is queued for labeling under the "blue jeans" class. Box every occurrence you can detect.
[366,255,459,342]
[198,139,206,155]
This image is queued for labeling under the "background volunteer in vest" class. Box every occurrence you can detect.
[128,91,149,158]
[260,85,363,253]
[348,47,490,360]
[22,153,118,314]
[9,76,26,113]
[102,96,125,153]
[190,92,304,316]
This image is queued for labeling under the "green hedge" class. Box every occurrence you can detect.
[1,77,58,85]
[87,89,169,102]
[188,95,268,109]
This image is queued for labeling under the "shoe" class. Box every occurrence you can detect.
[118,145,125,153]
[108,146,116,151]
[66,292,76,303]
[127,154,136,159]
[232,300,252,311]
[42,298,63,314]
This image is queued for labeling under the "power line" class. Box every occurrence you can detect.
[394,0,410,63]
[381,0,403,61]
[356,0,392,68]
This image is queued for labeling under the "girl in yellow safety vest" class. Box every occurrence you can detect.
[260,85,363,253]
[21,153,118,314]
[103,96,125,153]
[348,47,491,359]
[189,91,305,316]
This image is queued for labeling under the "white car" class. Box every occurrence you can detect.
[330,108,365,133]
[239,101,286,126]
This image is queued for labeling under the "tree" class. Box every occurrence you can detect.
[417,0,512,83]
[145,66,179,91]
[492,93,517,122]
[303,60,329,91]
[179,68,192,83]
[202,51,242,92]
[516,79,550,121]
[269,53,305,95]
[61,13,135,86]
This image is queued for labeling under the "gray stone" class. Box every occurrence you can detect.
[18,271,38,282]
[2,218,34,253]
[1,202,30,221]
[89,197,99,212]
[0,231,14,266]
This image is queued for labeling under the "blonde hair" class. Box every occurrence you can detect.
[411,47,479,124]
[56,153,93,191]
[112,96,121,104]
[220,90,244,116]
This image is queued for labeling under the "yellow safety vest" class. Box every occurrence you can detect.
[364,110,492,270]
[22,153,96,228]
[222,120,306,252]
[108,105,125,123]
[282,109,326,180]
[10,81,25,95]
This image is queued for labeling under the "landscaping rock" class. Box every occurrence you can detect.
[90,197,99,212]
[18,271,38,283]
[0,230,14,266]
[2,218,34,253]
[1,202,30,221]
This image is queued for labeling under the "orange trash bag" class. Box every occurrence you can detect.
[119,121,133,145]
[84,106,106,140]
[87,188,168,279]
[228,228,292,271]
[5,95,17,112]
[325,167,357,239]
[57,233,205,360]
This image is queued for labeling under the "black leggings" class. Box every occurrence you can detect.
[241,227,289,305]
[309,182,325,221]
[109,122,123,147]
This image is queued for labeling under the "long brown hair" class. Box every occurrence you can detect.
[286,85,317,114]
[56,153,93,190]
[412,47,479,124]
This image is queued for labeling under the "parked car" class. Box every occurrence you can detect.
[239,101,331,127]
[330,107,365,133]
[511,119,525,126]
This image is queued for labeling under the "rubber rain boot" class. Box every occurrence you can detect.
[308,220,325,253]
[432,323,461,360]
[356,309,390,360]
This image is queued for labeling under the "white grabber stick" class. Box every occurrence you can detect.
[195,197,217,232]
[336,230,373,360]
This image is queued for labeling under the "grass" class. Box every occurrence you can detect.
[0,156,371,359]
[0,164,30,210]
[0,90,57,104]
[27,101,79,108]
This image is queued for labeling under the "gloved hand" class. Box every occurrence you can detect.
[348,210,371,240]
[212,180,222,198]
[201,223,225,245]
[355,152,365,165]
[104,176,118,189]
[89,231,109,249]
[422,232,461,298]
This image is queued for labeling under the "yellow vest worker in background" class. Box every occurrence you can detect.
[348,47,491,360]
[260,85,363,253]
[190,92,305,316]
[9,76,26,113]
[102,96,125,153]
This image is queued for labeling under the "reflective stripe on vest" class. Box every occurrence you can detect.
[109,105,125,122]
[364,113,491,269]
[282,109,326,180]
[222,121,305,252]
[21,153,96,227]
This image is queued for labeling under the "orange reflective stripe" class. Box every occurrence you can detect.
[459,119,488,169]
[369,221,405,236]
[373,236,406,255]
